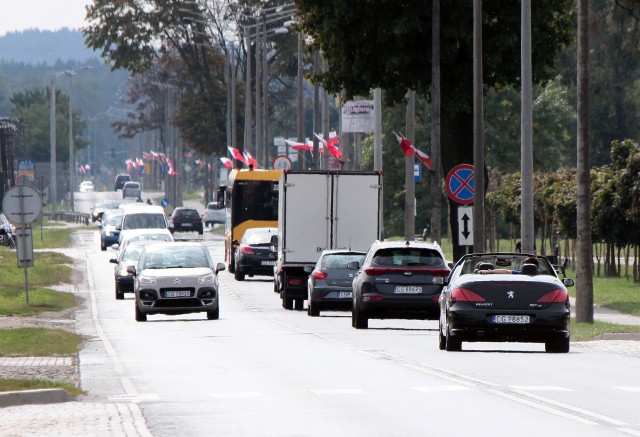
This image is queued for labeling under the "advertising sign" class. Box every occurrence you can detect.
[341,100,375,133]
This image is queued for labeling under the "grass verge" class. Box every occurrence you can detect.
[0,328,82,356]
[571,319,640,341]
[0,378,84,397]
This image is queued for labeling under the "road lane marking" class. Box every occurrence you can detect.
[510,386,574,391]
[615,387,640,392]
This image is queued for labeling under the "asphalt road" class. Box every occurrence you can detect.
[71,191,640,436]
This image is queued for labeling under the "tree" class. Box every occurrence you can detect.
[295,0,574,260]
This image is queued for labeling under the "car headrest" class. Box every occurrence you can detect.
[475,262,495,271]
[521,263,538,276]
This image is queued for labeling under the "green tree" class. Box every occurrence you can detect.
[295,0,574,260]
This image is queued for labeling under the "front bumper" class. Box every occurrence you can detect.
[136,287,218,315]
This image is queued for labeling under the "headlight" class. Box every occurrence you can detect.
[198,273,215,284]
[139,275,156,285]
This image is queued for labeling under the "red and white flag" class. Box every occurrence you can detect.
[393,131,415,157]
[314,133,343,160]
[228,146,247,164]
[220,157,233,170]
[243,150,259,168]
[285,139,313,152]
[414,148,432,169]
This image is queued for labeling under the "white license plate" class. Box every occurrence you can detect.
[493,315,530,324]
[261,261,276,266]
[394,286,422,294]
[164,290,191,298]
[338,291,352,298]
[182,223,192,227]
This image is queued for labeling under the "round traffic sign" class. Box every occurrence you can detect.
[160,198,170,207]
[446,164,474,205]
[2,185,42,224]
[272,155,293,171]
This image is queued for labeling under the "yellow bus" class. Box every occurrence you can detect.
[222,168,281,273]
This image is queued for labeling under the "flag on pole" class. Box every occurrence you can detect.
[220,157,233,170]
[314,133,343,160]
[285,139,312,152]
[228,146,247,164]
[393,131,415,157]
[243,150,259,168]
[414,148,432,169]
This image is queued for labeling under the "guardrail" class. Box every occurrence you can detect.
[44,211,91,226]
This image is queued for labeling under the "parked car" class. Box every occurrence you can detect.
[109,240,165,300]
[129,241,226,321]
[203,201,225,226]
[79,180,95,192]
[91,200,120,222]
[122,181,142,199]
[438,253,574,353]
[0,213,16,249]
[351,240,449,329]
[233,227,278,281]
[114,174,131,191]
[307,250,366,317]
[169,207,204,234]
[99,209,124,251]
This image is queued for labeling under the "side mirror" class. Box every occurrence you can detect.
[347,261,360,270]
[303,265,313,273]
[563,278,575,287]
[109,258,118,264]
[216,262,226,273]
[126,265,136,276]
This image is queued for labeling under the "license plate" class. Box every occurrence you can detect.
[493,315,530,324]
[182,223,192,227]
[164,290,191,298]
[394,286,422,294]
[261,261,276,266]
[338,291,352,298]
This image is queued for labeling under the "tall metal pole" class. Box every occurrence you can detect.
[312,51,321,170]
[244,28,252,161]
[296,31,304,170]
[373,88,382,172]
[68,73,75,212]
[430,0,442,245]
[472,0,485,252]
[49,77,57,212]
[521,0,534,254]
[262,18,269,168]
[255,21,263,166]
[231,43,237,151]
[322,56,330,170]
[405,90,416,241]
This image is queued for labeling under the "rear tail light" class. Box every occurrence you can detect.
[241,246,254,255]
[364,268,387,276]
[450,288,486,302]
[363,295,383,302]
[536,289,569,303]
[314,271,327,280]
[430,268,451,277]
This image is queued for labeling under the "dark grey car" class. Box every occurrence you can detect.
[351,240,450,329]
[307,250,365,317]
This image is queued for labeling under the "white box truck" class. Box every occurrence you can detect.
[273,171,382,310]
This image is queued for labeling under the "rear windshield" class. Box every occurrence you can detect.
[246,233,274,245]
[177,209,200,219]
[323,253,365,269]
[372,248,444,267]
[122,213,166,230]
[207,202,222,210]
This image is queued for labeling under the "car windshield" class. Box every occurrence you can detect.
[323,253,365,269]
[144,247,208,269]
[103,213,123,226]
[372,248,444,267]
[245,232,274,245]
[122,246,144,262]
[123,213,166,230]
[177,210,199,219]
[460,255,553,275]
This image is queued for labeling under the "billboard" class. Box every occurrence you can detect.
[341,100,375,133]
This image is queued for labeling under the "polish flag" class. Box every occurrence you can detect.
[227,146,247,164]
[243,150,259,168]
[220,157,233,170]
[285,139,312,152]
[314,133,343,160]
[414,148,432,169]
[393,132,415,157]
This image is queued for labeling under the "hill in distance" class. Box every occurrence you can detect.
[0,28,99,65]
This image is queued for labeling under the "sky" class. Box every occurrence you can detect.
[1,0,92,37]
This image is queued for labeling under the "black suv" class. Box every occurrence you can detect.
[114,174,131,191]
[170,207,204,234]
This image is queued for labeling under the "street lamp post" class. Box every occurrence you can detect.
[49,76,58,213]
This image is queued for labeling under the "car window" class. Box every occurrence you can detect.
[122,246,143,262]
[245,232,273,245]
[207,202,222,210]
[372,248,444,267]
[176,209,199,219]
[323,253,365,269]
[123,213,166,230]
[104,213,123,226]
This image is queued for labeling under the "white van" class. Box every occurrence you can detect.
[117,205,171,244]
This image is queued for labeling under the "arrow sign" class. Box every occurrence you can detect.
[458,206,473,246]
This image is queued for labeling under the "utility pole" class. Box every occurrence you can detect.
[521,0,534,254]
[405,90,416,241]
[296,31,305,170]
[472,0,485,252]
[312,51,321,170]
[243,28,252,161]
[49,77,57,212]
[430,0,442,245]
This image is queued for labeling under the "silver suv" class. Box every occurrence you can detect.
[129,242,226,321]
[122,181,142,199]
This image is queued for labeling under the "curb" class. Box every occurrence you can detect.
[0,389,74,408]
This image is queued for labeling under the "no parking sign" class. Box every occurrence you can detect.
[446,164,474,205]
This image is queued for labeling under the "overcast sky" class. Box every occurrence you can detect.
[1,0,92,37]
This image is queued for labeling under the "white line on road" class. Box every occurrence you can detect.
[211,392,265,399]
[413,385,472,392]
[615,387,640,392]
[309,389,366,395]
[510,386,575,391]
